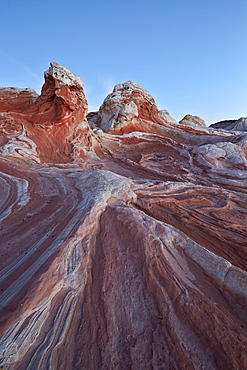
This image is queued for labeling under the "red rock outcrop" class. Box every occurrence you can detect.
[0,63,91,163]
[0,64,247,370]
[87,81,166,134]
[26,62,87,127]
[0,87,38,113]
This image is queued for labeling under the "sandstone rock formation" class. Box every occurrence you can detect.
[0,62,91,163]
[210,116,247,131]
[87,80,165,134]
[158,109,178,124]
[0,63,247,370]
[0,87,38,113]
[179,114,206,127]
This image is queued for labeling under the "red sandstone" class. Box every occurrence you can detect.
[0,63,246,370]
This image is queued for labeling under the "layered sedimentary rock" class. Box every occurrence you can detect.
[87,80,165,134]
[0,63,247,370]
[210,116,247,131]
[0,62,91,163]
[0,87,38,113]
[158,109,178,124]
[179,114,206,127]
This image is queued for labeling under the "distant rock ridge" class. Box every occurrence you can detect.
[0,62,247,370]
[210,117,247,131]
[179,114,206,127]
[158,110,178,124]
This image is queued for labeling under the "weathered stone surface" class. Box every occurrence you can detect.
[210,116,247,131]
[0,63,247,369]
[88,80,165,134]
[0,87,38,113]
[0,63,91,163]
[158,109,178,124]
[27,62,87,126]
[180,114,206,127]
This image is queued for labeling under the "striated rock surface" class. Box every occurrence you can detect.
[158,109,178,124]
[0,62,91,164]
[87,81,165,134]
[179,114,206,127]
[0,87,38,113]
[0,63,247,370]
[27,62,87,127]
[210,116,247,131]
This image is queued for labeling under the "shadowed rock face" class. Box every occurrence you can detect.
[210,117,247,131]
[0,63,247,370]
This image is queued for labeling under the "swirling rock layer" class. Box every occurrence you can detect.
[0,63,247,370]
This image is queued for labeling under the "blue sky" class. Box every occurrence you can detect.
[1,0,246,124]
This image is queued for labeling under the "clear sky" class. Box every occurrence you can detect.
[1,0,246,125]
